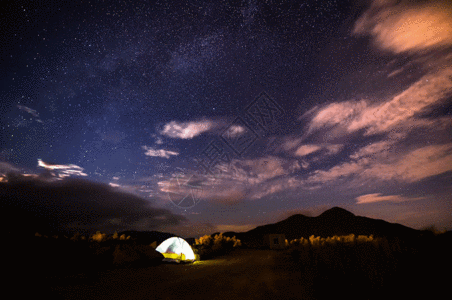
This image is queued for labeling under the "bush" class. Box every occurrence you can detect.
[193,233,241,259]
[91,231,107,242]
[283,234,405,298]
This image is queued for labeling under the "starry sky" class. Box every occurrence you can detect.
[1,0,451,237]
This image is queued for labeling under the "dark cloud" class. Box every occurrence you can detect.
[0,175,187,235]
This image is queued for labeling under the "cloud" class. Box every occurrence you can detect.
[155,156,300,204]
[279,137,303,151]
[295,145,322,157]
[294,144,343,157]
[365,143,452,183]
[142,146,179,159]
[308,100,367,132]
[306,67,452,137]
[356,193,424,204]
[349,69,452,135]
[155,137,163,145]
[250,143,452,198]
[289,160,302,173]
[156,167,249,207]
[326,144,343,155]
[353,0,452,54]
[160,120,215,139]
[350,141,394,159]
[0,161,21,175]
[0,176,187,235]
[275,136,343,159]
[37,159,87,178]
[150,134,164,145]
[17,104,39,118]
[307,143,452,186]
[17,104,43,123]
[216,224,256,233]
[249,176,302,200]
[214,156,294,190]
[222,125,247,138]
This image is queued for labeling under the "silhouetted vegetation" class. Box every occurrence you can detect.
[282,233,452,299]
[193,233,242,259]
[4,208,450,299]
[6,230,163,283]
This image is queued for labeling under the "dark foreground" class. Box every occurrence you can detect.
[24,246,448,300]
[42,249,305,300]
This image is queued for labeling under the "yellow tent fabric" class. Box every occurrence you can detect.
[155,237,199,262]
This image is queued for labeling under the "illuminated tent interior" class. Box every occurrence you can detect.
[155,237,199,263]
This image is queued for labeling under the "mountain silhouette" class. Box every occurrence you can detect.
[220,207,422,247]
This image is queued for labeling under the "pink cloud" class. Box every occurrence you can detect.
[222,124,247,138]
[160,120,215,139]
[356,193,424,204]
[349,69,452,135]
[142,146,179,159]
[279,137,303,151]
[216,224,257,233]
[308,100,367,132]
[156,156,302,202]
[306,68,452,137]
[367,143,452,183]
[350,141,394,160]
[229,156,289,183]
[294,145,322,157]
[249,176,302,199]
[353,0,452,54]
[307,143,452,186]
[326,144,343,155]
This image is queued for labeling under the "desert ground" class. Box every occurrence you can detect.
[32,244,446,300]
[45,249,308,300]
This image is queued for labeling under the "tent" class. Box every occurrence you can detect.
[155,237,199,263]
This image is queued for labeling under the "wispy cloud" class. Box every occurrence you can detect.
[353,0,452,54]
[155,155,303,204]
[142,146,179,159]
[160,120,215,139]
[216,224,257,233]
[222,125,247,138]
[17,105,39,118]
[349,141,394,160]
[246,142,452,198]
[17,104,43,123]
[356,193,424,204]
[249,176,302,200]
[0,161,21,175]
[306,67,452,138]
[294,144,343,157]
[295,145,322,157]
[307,143,452,186]
[37,159,87,178]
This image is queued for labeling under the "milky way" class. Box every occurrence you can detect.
[1,0,451,237]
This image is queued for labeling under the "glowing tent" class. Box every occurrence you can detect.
[155,237,199,262]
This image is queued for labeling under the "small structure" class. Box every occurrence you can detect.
[155,237,199,263]
[264,234,286,249]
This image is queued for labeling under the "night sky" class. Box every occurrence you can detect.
[1,0,451,237]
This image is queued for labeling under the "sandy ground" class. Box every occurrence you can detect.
[45,249,311,300]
